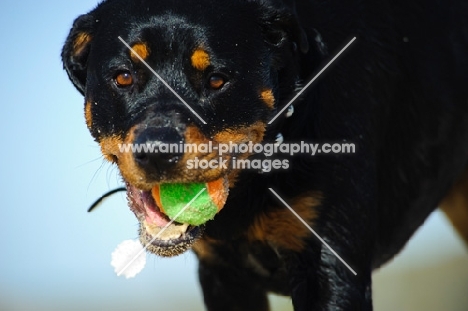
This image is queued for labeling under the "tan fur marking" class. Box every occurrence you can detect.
[73,32,92,57]
[247,194,321,252]
[184,122,266,184]
[130,43,150,62]
[99,127,151,190]
[192,238,220,263]
[99,135,123,164]
[185,125,211,145]
[213,122,267,187]
[260,89,275,109]
[178,126,227,182]
[119,127,153,189]
[440,168,468,244]
[84,101,92,129]
[213,121,266,146]
[191,49,210,71]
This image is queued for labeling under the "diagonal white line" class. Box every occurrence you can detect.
[268,37,357,125]
[268,188,357,275]
[117,187,207,276]
[118,36,207,125]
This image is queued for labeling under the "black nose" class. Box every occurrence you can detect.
[133,127,184,175]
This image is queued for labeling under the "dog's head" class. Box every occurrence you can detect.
[62,0,309,256]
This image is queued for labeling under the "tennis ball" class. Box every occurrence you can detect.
[151,178,228,226]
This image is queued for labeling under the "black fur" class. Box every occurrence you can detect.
[62,0,468,310]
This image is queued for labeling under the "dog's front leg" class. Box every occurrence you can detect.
[287,156,376,310]
[287,232,373,311]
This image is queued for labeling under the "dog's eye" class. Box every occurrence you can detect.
[115,71,134,87]
[208,75,225,90]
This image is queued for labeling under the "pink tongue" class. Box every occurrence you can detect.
[145,206,170,226]
[141,191,170,227]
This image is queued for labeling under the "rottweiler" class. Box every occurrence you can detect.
[62,0,468,310]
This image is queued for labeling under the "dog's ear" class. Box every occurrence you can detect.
[259,2,309,54]
[61,14,98,95]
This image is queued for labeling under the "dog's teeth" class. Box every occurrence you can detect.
[285,105,294,118]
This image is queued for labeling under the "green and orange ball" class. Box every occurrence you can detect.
[151,178,229,226]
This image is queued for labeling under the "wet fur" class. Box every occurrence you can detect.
[62,0,468,310]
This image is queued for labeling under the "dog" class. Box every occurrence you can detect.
[62,0,468,309]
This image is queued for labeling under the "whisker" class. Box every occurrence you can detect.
[87,187,126,212]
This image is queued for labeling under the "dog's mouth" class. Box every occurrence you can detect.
[97,122,265,256]
[126,177,229,257]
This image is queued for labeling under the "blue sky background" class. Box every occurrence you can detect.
[0,1,466,311]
